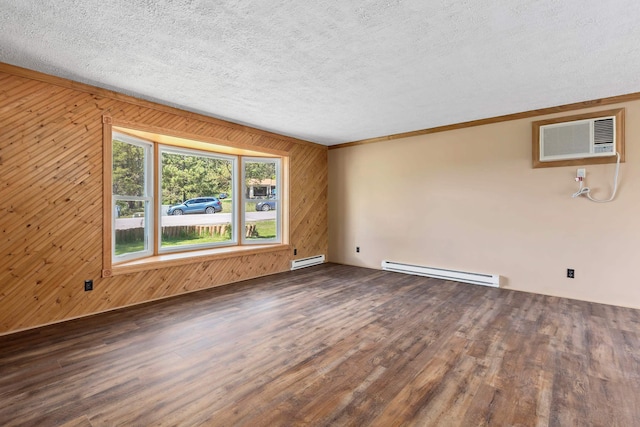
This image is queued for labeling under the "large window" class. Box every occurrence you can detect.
[109,128,283,266]
[159,147,237,252]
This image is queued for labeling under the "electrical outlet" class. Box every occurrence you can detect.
[356,246,360,253]
[567,269,575,279]
[294,248,297,256]
[84,280,93,291]
[577,168,586,179]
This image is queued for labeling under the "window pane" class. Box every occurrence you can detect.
[244,161,276,199]
[114,200,150,256]
[160,149,234,249]
[244,159,279,243]
[245,200,277,241]
[112,134,153,263]
[112,139,146,197]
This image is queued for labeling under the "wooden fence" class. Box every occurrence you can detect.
[116,224,259,243]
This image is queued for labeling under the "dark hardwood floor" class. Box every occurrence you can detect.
[1,263,639,426]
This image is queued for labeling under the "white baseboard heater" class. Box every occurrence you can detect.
[381,260,500,288]
[291,255,325,270]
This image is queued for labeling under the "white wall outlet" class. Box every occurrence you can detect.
[577,168,586,179]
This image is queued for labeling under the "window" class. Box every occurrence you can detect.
[105,123,286,273]
[112,133,154,262]
[159,147,237,252]
[242,158,281,244]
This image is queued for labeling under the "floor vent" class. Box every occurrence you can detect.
[381,260,500,288]
[291,255,325,270]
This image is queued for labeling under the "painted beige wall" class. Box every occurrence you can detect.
[329,101,640,308]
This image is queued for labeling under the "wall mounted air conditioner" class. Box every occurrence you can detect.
[532,108,624,168]
[540,116,615,162]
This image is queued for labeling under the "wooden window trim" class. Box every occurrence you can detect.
[532,108,625,168]
[107,244,290,277]
[102,116,113,277]
[112,119,289,157]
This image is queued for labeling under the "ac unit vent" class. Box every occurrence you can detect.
[539,114,616,162]
[593,118,614,148]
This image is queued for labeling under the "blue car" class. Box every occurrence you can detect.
[168,197,222,215]
[255,200,276,211]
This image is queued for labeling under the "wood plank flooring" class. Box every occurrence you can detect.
[1,263,639,426]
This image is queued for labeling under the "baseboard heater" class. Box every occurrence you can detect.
[381,260,500,288]
[291,255,325,270]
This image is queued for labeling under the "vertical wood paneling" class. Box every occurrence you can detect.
[0,66,327,335]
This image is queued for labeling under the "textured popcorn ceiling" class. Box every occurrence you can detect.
[2,1,640,145]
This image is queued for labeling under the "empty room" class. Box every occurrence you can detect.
[1,1,640,426]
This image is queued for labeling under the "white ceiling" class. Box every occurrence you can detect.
[2,1,640,145]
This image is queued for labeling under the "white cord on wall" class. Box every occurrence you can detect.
[571,152,621,203]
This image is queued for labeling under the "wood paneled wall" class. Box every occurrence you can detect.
[0,64,328,335]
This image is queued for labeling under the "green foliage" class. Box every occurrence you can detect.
[248,220,276,240]
[115,226,234,255]
[245,161,276,186]
[113,140,145,197]
[220,199,232,212]
[161,152,232,205]
[114,240,145,256]
[112,140,148,217]
[113,140,278,206]
[161,226,233,247]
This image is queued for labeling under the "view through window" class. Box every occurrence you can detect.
[160,147,236,251]
[111,131,282,263]
[242,158,280,243]
[112,134,153,262]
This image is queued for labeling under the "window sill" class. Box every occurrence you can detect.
[103,244,290,277]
